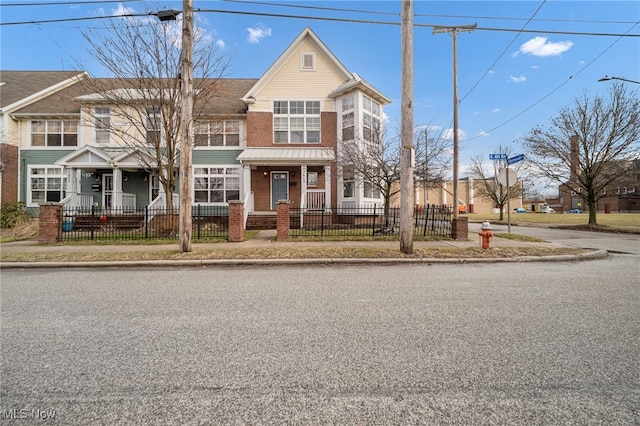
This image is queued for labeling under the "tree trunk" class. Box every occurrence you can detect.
[588,199,598,225]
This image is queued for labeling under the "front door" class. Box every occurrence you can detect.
[271,172,288,210]
[103,174,113,209]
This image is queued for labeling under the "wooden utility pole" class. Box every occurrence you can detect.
[399,0,414,254]
[432,24,476,223]
[178,0,194,253]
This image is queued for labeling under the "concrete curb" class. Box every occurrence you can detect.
[0,249,609,269]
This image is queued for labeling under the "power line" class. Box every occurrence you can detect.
[1,12,156,26]
[221,0,638,26]
[460,0,548,103]
[1,0,141,6]
[3,5,639,37]
[464,22,638,143]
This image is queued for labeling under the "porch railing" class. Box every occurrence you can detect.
[61,193,94,212]
[306,190,325,210]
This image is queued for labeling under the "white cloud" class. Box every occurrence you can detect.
[492,108,500,113]
[530,65,539,69]
[508,75,526,83]
[216,40,226,49]
[444,128,466,141]
[475,130,490,137]
[487,70,495,76]
[518,36,573,57]
[246,24,272,44]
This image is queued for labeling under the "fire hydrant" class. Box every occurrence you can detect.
[479,221,494,249]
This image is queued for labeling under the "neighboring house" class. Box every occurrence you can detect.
[0,70,86,205]
[1,28,390,224]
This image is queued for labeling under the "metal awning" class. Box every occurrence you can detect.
[237,148,335,165]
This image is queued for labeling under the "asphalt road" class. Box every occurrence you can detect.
[1,257,638,424]
[470,221,640,255]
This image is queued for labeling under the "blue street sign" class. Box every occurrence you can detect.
[507,154,525,165]
[489,153,507,160]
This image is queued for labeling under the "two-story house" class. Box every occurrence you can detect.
[2,27,390,225]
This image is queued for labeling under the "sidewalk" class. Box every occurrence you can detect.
[0,228,607,268]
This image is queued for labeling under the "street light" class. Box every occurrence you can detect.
[598,75,640,84]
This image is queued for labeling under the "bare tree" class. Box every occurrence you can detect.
[80,7,230,212]
[467,144,525,221]
[339,127,400,229]
[414,124,452,203]
[522,83,640,224]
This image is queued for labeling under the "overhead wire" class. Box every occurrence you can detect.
[460,0,547,103]
[1,0,142,6]
[463,21,639,143]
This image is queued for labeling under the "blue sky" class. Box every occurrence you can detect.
[2,0,639,178]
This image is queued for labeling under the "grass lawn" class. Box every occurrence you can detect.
[468,212,640,233]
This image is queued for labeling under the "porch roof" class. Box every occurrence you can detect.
[237,148,335,165]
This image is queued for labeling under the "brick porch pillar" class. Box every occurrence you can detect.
[452,216,468,241]
[228,200,244,242]
[39,203,62,244]
[276,200,290,241]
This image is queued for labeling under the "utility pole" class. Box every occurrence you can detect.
[178,0,194,253]
[433,23,476,225]
[399,0,414,254]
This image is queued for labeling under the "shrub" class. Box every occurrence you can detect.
[1,202,30,229]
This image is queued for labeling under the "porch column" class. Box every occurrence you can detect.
[324,164,332,211]
[113,168,123,208]
[243,165,252,212]
[300,165,307,209]
[468,177,475,213]
[66,168,78,205]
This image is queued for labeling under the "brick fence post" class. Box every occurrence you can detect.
[39,203,62,244]
[452,216,468,241]
[228,200,245,242]
[276,200,290,241]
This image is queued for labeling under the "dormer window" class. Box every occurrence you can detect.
[301,53,315,70]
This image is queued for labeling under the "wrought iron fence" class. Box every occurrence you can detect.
[59,205,229,241]
[289,204,453,239]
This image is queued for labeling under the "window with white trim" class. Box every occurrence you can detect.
[273,100,320,144]
[301,53,315,70]
[194,120,240,147]
[193,167,241,203]
[362,96,381,143]
[28,166,67,206]
[145,106,162,145]
[307,172,318,187]
[31,120,78,147]
[343,165,355,198]
[364,168,381,198]
[95,107,111,145]
[342,112,354,142]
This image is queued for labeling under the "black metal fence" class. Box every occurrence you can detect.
[289,204,453,239]
[59,205,229,241]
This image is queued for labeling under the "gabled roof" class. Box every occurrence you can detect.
[242,27,353,102]
[328,73,391,105]
[0,70,86,112]
[55,145,114,168]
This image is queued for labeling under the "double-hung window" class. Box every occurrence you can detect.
[342,165,355,198]
[95,107,111,144]
[363,96,381,143]
[194,120,240,147]
[31,120,78,147]
[145,106,162,145]
[273,100,320,144]
[28,166,67,206]
[193,167,241,203]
